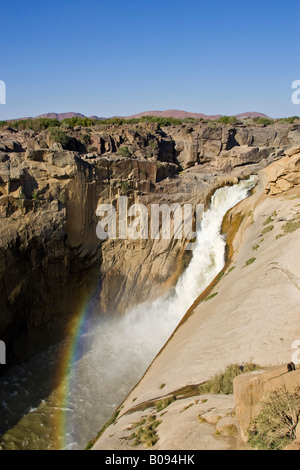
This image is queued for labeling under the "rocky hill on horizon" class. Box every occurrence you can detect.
[7,110,272,122]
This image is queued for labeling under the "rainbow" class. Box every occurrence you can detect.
[56,281,101,450]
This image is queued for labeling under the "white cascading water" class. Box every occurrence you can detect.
[0,177,256,450]
[64,176,257,449]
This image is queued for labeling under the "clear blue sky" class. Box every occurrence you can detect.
[0,0,299,119]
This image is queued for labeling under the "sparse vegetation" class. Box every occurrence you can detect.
[282,220,300,234]
[181,403,195,413]
[277,116,299,124]
[58,191,67,205]
[263,216,274,226]
[245,257,256,266]
[217,116,237,125]
[32,190,39,201]
[203,292,218,301]
[81,134,91,147]
[287,193,300,200]
[85,410,120,450]
[252,244,260,251]
[49,128,72,149]
[155,396,175,412]
[0,115,297,135]
[252,117,274,126]
[248,387,300,450]
[218,424,239,437]
[120,181,131,195]
[130,415,162,448]
[198,363,260,395]
[261,225,274,235]
[117,146,132,158]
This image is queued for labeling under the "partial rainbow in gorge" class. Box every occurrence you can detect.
[56,288,100,450]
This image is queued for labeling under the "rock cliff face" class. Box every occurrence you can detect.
[92,145,300,451]
[0,122,299,364]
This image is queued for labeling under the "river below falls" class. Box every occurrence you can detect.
[0,177,256,450]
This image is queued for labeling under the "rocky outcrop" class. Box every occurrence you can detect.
[259,145,300,195]
[233,366,300,442]
[166,123,300,170]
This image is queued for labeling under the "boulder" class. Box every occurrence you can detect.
[259,148,300,195]
[233,366,300,442]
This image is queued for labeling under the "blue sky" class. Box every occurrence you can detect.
[0,0,299,119]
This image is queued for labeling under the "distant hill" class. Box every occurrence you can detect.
[123,109,222,120]
[35,112,106,121]
[235,112,270,120]
[123,110,271,121]
[36,112,87,121]
[8,110,271,122]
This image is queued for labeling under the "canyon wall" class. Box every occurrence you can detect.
[0,122,299,363]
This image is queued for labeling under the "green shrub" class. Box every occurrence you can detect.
[81,134,91,147]
[277,116,299,124]
[61,117,98,128]
[7,118,61,132]
[120,181,131,194]
[283,220,300,234]
[248,387,300,450]
[252,117,274,126]
[118,146,132,158]
[245,257,256,266]
[49,128,72,148]
[218,116,237,125]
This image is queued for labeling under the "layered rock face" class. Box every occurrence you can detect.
[166,122,300,170]
[0,122,299,364]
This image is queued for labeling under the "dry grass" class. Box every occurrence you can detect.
[248,387,300,450]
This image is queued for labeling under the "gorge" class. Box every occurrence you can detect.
[0,119,300,450]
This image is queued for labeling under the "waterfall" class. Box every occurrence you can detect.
[0,177,256,451]
[64,176,256,449]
